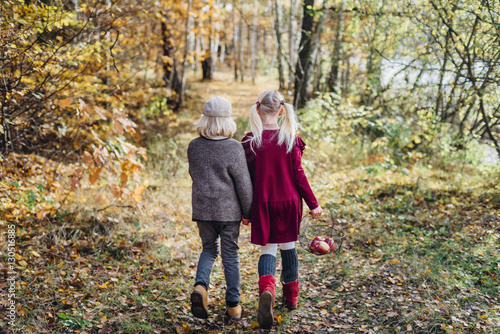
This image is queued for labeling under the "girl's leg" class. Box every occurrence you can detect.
[194,222,219,290]
[219,223,241,308]
[279,242,299,310]
[279,242,298,283]
[259,243,278,276]
[257,244,278,329]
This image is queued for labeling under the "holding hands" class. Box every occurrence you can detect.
[310,205,323,218]
[242,218,251,225]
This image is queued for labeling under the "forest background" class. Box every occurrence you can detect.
[0,0,499,333]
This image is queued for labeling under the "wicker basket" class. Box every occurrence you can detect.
[298,211,346,256]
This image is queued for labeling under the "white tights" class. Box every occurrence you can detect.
[260,242,295,256]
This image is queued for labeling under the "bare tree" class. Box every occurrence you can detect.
[327,0,346,94]
[178,0,192,108]
[294,1,328,109]
[161,12,181,95]
[273,0,285,90]
[251,0,258,84]
[239,6,245,82]
[233,0,239,80]
[288,0,300,92]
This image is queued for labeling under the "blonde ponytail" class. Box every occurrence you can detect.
[277,102,297,153]
[249,103,263,151]
[248,90,297,153]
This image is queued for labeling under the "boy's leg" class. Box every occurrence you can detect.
[191,222,219,319]
[219,222,241,308]
[194,222,219,289]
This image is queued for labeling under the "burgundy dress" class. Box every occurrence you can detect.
[242,130,319,246]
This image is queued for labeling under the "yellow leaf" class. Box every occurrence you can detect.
[390,259,399,264]
[249,321,259,329]
[57,261,65,268]
[14,254,23,261]
[59,97,73,108]
[134,185,145,196]
[31,251,41,257]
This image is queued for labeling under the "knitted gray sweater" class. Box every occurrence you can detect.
[188,137,253,222]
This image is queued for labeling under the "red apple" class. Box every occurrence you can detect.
[325,238,335,252]
[309,239,321,254]
[313,236,325,242]
[315,241,331,254]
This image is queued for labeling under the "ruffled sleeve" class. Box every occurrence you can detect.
[291,135,319,210]
[295,135,306,153]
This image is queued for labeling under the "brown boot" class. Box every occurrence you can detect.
[190,285,208,319]
[226,304,243,321]
[258,275,276,329]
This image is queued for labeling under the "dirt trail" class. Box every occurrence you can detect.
[187,70,280,117]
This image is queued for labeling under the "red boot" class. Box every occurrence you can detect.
[283,280,299,310]
[258,275,276,329]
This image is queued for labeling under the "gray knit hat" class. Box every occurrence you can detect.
[202,96,232,117]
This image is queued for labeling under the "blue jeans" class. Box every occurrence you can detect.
[195,221,241,306]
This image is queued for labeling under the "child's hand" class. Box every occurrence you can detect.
[310,206,323,218]
[242,218,251,225]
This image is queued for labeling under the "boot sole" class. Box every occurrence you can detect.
[258,291,274,329]
[190,290,208,319]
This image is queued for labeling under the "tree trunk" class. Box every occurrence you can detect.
[312,48,322,94]
[294,2,328,109]
[178,0,192,108]
[239,10,244,82]
[288,0,299,92]
[327,0,346,94]
[202,9,218,81]
[342,54,350,97]
[302,8,327,101]
[209,8,219,80]
[232,0,239,80]
[251,0,258,84]
[273,0,285,90]
[294,0,315,109]
[361,44,382,106]
[220,43,225,64]
[263,29,267,56]
[161,14,181,95]
[202,50,213,80]
[194,26,201,72]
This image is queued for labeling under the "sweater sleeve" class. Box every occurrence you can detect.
[291,136,319,210]
[241,133,256,182]
[229,144,254,219]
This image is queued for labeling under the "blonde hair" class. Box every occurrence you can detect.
[249,90,297,153]
[196,115,237,138]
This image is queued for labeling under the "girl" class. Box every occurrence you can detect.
[188,96,253,321]
[242,90,322,329]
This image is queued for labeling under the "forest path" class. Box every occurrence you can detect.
[186,69,280,117]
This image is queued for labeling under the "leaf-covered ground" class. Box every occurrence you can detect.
[1,72,499,333]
